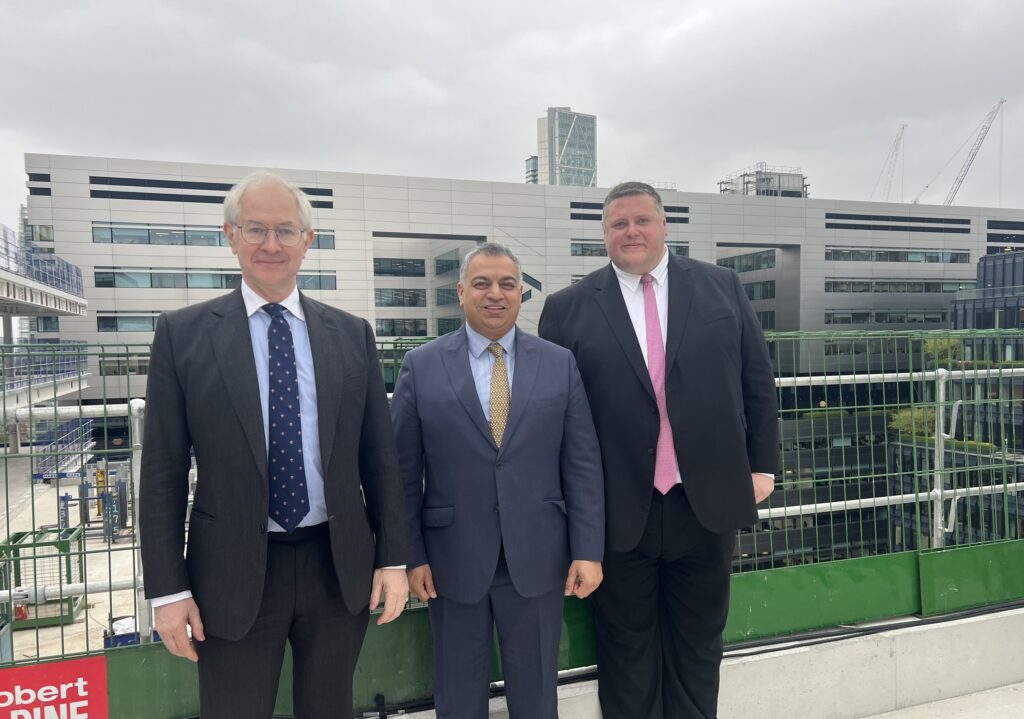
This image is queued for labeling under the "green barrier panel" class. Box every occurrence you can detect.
[920,539,1024,615]
[106,643,198,719]
[725,552,922,642]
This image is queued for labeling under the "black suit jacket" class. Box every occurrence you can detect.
[140,289,409,640]
[539,254,779,551]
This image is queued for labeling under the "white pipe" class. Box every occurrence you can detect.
[758,481,1024,521]
[0,575,141,604]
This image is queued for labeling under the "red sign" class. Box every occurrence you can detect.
[0,656,108,718]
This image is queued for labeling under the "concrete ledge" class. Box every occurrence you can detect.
[404,607,1024,718]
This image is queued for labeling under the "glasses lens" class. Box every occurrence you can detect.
[275,227,300,245]
[241,224,268,243]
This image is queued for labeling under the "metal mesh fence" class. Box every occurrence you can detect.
[1,332,1023,666]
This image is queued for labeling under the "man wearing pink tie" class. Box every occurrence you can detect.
[539,182,779,719]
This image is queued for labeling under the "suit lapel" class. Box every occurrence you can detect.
[302,295,343,474]
[594,265,656,401]
[501,329,538,452]
[440,327,497,448]
[210,290,268,480]
[665,255,694,371]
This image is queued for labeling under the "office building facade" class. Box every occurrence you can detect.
[23,153,1024,399]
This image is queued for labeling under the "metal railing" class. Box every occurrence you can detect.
[0,333,1022,715]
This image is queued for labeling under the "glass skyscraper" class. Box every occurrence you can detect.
[536,107,596,187]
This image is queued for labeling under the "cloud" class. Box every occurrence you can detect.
[1,0,1022,228]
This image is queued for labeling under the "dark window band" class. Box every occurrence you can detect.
[825,212,970,225]
[988,220,1024,231]
[371,231,487,242]
[90,175,332,197]
[29,187,52,196]
[27,173,51,182]
[573,212,688,223]
[571,201,689,214]
[90,189,332,209]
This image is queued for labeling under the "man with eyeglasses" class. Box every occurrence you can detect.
[140,171,410,718]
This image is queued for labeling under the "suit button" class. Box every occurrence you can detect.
[258,521,267,533]
[647,448,655,455]
[496,462,504,470]
[494,505,500,513]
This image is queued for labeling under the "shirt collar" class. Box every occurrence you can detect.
[240,280,305,321]
[465,324,516,360]
[611,248,670,292]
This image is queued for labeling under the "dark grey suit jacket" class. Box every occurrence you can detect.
[539,254,779,550]
[140,289,409,640]
[390,326,604,604]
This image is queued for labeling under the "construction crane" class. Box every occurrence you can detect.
[944,98,1005,205]
[913,98,1005,204]
[870,124,907,202]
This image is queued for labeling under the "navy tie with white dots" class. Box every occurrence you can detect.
[263,303,309,532]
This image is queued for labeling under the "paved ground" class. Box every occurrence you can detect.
[866,682,1024,718]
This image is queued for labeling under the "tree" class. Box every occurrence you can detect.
[921,338,962,369]
[889,407,936,437]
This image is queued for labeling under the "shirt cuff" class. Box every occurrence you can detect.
[383,565,407,570]
[753,472,775,480]
[150,590,193,608]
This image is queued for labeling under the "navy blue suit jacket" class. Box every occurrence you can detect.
[390,326,604,604]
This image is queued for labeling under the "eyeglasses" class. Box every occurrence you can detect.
[233,223,307,246]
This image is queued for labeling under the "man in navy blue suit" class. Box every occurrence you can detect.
[391,242,605,719]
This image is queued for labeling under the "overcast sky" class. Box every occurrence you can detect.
[1,0,1022,229]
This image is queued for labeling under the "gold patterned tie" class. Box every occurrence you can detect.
[488,342,510,447]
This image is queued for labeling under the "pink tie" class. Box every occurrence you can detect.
[642,274,678,494]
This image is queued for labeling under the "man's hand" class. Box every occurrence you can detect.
[154,597,204,662]
[565,560,603,599]
[370,567,409,625]
[407,563,437,603]
[752,473,775,504]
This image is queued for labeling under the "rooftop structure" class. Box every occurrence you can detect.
[719,162,810,198]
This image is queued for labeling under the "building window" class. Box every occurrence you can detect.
[744,280,775,301]
[94,267,335,290]
[825,279,975,293]
[570,274,585,285]
[718,250,776,273]
[32,316,59,332]
[374,288,426,307]
[99,356,151,376]
[755,311,776,329]
[667,242,689,256]
[27,225,54,243]
[374,258,426,277]
[436,283,459,306]
[312,232,335,250]
[375,318,427,336]
[825,247,970,263]
[570,241,607,257]
[91,222,334,249]
[435,250,461,276]
[437,317,462,335]
[97,314,159,332]
[824,309,948,325]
